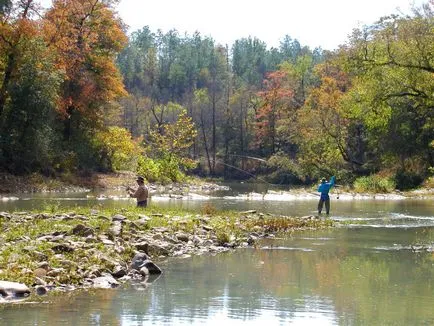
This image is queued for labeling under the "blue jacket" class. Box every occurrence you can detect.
[318,176,335,200]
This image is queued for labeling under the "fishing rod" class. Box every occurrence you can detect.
[212,159,274,186]
[226,154,268,163]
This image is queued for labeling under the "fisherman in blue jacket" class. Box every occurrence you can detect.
[317,176,335,215]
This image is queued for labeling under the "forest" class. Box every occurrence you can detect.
[0,0,433,190]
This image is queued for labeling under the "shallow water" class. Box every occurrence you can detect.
[1,184,433,325]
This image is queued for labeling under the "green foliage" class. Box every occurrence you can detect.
[343,5,434,178]
[93,126,140,171]
[136,109,197,182]
[0,37,63,174]
[353,175,396,193]
[266,154,304,184]
[394,170,423,191]
[136,154,191,183]
[136,156,162,182]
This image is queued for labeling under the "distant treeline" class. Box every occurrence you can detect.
[1,1,433,189]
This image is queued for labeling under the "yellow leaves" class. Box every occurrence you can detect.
[150,109,197,155]
[95,126,141,171]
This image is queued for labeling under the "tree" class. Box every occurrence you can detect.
[255,70,294,156]
[43,0,127,140]
[343,2,434,177]
[296,64,354,178]
[0,37,63,173]
[0,0,39,118]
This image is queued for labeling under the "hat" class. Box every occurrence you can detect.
[136,176,145,182]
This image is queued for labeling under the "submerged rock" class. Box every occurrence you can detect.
[92,274,119,289]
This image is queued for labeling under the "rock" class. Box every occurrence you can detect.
[111,265,128,278]
[33,251,48,261]
[0,281,31,298]
[35,285,48,296]
[36,213,52,220]
[152,233,164,241]
[130,253,151,271]
[37,261,49,270]
[139,266,149,276]
[202,225,214,232]
[112,214,127,222]
[51,244,75,253]
[97,215,110,221]
[247,235,257,245]
[192,235,203,246]
[147,243,170,256]
[47,268,65,277]
[0,212,11,219]
[92,274,119,289]
[137,214,151,221]
[109,221,123,237]
[241,210,257,214]
[152,227,169,233]
[34,268,47,278]
[71,224,94,237]
[134,218,151,228]
[101,238,115,246]
[140,260,162,275]
[133,242,149,252]
[34,277,47,286]
[176,232,190,242]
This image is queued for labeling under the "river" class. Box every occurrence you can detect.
[1,183,433,325]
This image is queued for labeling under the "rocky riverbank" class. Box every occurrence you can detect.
[0,208,332,303]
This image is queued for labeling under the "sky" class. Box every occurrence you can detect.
[41,0,426,50]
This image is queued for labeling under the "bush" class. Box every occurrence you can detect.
[394,170,423,190]
[353,175,396,193]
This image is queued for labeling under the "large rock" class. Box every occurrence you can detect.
[0,281,31,298]
[130,253,151,270]
[139,260,162,275]
[92,274,119,289]
[109,221,123,237]
[130,253,162,275]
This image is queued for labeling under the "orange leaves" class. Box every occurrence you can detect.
[253,68,295,152]
[43,0,127,119]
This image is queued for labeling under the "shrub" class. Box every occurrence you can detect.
[353,175,396,193]
[394,170,423,190]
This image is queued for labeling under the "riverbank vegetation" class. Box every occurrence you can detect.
[0,1,432,191]
[0,206,332,289]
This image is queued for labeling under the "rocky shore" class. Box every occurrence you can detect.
[0,208,332,303]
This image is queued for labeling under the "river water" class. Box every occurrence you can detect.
[1,184,433,325]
